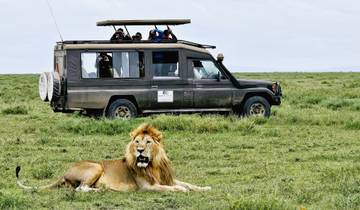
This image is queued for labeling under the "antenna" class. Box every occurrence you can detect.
[45,0,64,42]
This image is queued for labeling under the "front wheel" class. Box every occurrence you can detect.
[242,96,271,117]
[107,99,137,119]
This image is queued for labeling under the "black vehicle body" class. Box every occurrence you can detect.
[41,20,282,118]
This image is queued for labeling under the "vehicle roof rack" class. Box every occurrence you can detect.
[178,40,216,49]
[97,19,191,26]
[58,39,216,49]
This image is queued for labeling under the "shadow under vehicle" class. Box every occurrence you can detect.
[39,19,282,119]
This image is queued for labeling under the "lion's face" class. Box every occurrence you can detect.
[126,124,163,168]
[132,134,158,168]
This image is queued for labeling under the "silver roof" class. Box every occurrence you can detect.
[63,43,209,54]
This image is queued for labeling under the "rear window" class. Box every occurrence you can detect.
[81,51,145,79]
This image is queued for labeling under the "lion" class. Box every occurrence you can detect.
[16,123,211,192]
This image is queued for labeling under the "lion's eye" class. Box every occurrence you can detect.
[146,140,151,144]
[135,140,139,144]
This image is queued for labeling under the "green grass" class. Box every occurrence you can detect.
[1,73,360,209]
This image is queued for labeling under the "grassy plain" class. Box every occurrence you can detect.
[0,73,360,210]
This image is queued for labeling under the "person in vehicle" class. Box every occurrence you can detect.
[193,60,220,80]
[193,60,205,79]
[148,30,156,40]
[163,29,177,41]
[110,28,125,41]
[132,32,142,41]
[97,52,113,78]
[148,28,164,42]
[123,34,133,40]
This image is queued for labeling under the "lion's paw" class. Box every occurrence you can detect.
[174,185,189,192]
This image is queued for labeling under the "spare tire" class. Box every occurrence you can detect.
[38,72,49,101]
[47,72,61,102]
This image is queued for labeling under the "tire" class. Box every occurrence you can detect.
[47,72,61,102]
[38,72,49,101]
[242,96,271,117]
[107,99,137,119]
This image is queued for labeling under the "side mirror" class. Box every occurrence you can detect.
[217,53,224,62]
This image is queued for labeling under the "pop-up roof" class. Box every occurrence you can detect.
[96,19,191,26]
[59,19,215,49]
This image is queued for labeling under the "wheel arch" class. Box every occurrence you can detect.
[238,91,274,112]
[104,95,139,115]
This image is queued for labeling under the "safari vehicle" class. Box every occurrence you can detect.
[38,19,282,119]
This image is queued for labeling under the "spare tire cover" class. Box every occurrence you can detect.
[47,72,61,102]
[38,72,49,101]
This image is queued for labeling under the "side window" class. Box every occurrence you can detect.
[193,60,225,80]
[81,53,99,78]
[152,51,179,78]
[113,52,145,78]
[81,52,144,79]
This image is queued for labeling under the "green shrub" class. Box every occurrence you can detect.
[344,121,360,130]
[321,98,360,110]
[322,99,351,110]
[304,96,324,105]
[59,114,264,135]
[32,164,55,179]
[229,197,294,210]
[59,118,135,135]
[0,193,29,210]
[2,106,28,115]
[151,114,193,132]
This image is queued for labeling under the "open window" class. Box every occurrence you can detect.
[152,51,179,79]
[81,51,144,79]
[192,60,226,80]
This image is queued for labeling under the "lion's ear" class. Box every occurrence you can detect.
[129,131,136,139]
[148,126,163,143]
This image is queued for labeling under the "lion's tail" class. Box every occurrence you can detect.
[16,166,64,190]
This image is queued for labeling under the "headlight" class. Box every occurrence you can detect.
[272,82,282,96]
[272,83,277,92]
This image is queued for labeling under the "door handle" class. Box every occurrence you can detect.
[151,85,158,89]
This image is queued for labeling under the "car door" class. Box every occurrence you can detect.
[67,50,151,109]
[189,59,234,108]
[148,50,193,110]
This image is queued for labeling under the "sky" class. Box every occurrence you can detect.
[0,0,359,74]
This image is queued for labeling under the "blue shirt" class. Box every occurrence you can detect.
[153,28,164,42]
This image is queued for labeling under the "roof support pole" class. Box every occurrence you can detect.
[112,25,117,31]
[124,25,130,36]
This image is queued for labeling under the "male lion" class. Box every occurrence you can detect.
[16,123,211,192]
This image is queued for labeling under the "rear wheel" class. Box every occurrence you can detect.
[107,99,137,119]
[243,96,271,117]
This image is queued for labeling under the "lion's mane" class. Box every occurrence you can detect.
[125,124,175,186]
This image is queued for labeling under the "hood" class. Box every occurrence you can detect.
[237,79,273,89]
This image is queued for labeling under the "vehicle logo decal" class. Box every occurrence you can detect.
[158,90,174,103]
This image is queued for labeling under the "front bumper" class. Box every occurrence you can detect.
[272,95,282,105]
